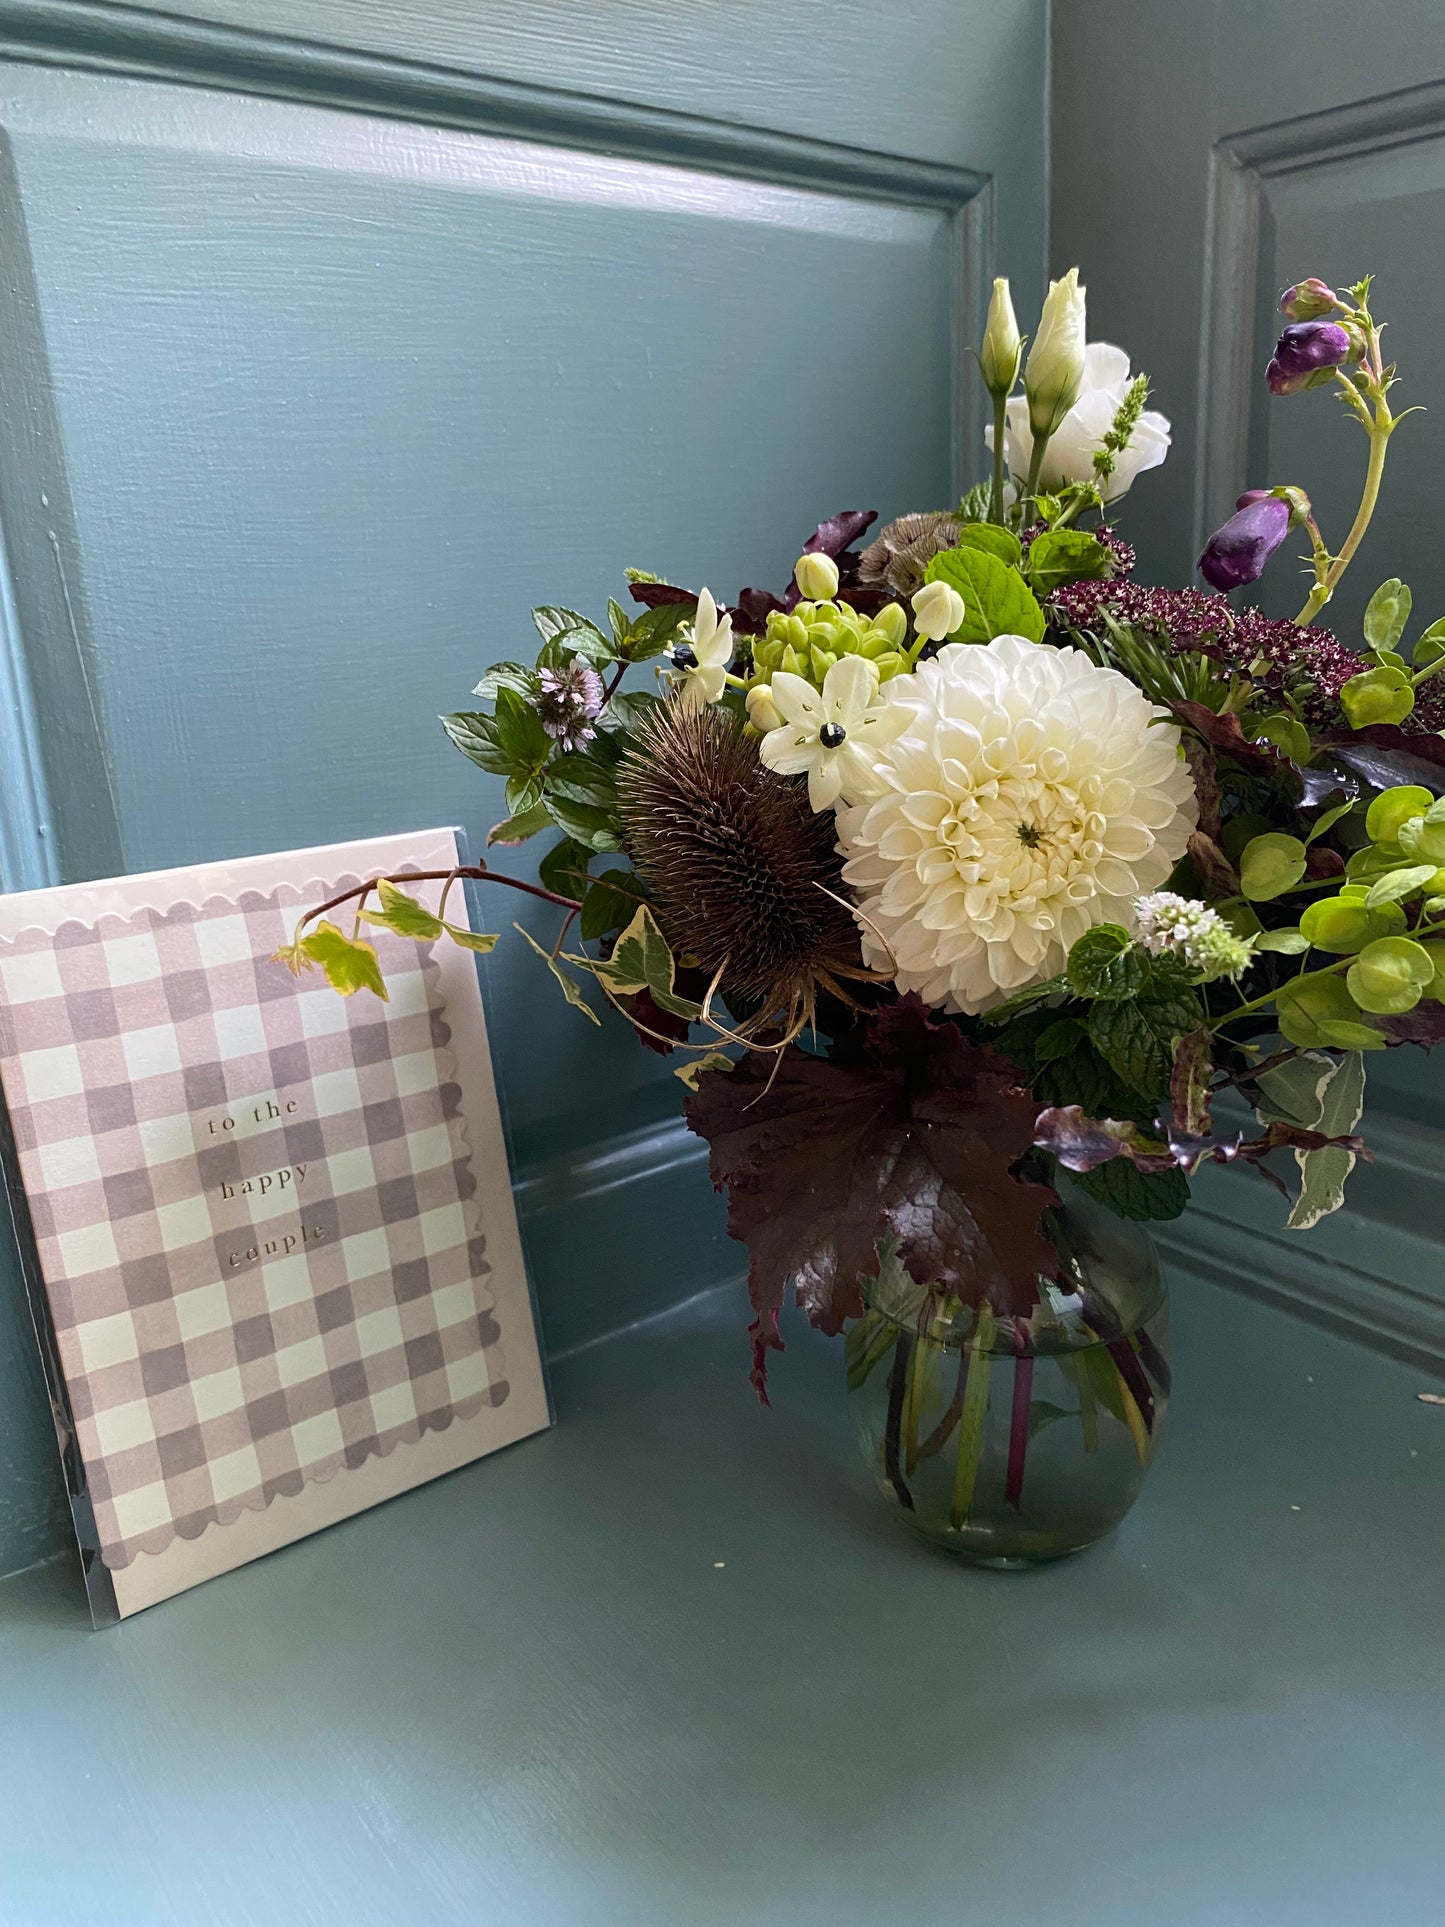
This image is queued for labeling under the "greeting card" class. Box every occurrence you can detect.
[0,830,548,1620]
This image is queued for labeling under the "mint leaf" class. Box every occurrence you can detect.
[543,793,623,852]
[923,546,1046,645]
[471,661,535,702]
[602,689,662,734]
[441,710,512,776]
[1066,924,1142,999]
[486,802,552,846]
[954,524,1021,568]
[1025,529,1109,596]
[1071,1160,1190,1221]
[492,686,551,767]
[538,835,592,900]
[546,751,617,809]
[1088,993,1201,1098]
[579,868,644,941]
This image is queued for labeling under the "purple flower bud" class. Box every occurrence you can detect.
[1197,496,1291,592]
[1234,489,1272,508]
[1266,321,1353,395]
[1279,278,1338,322]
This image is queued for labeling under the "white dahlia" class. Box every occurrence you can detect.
[835,636,1198,1014]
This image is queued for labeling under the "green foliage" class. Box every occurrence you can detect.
[1255,1050,1366,1230]
[956,480,994,522]
[1363,577,1412,654]
[1087,991,1202,1098]
[290,921,388,1001]
[513,923,601,1025]
[358,878,442,940]
[1071,1159,1190,1222]
[1274,972,1386,1050]
[954,524,1022,568]
[923,545,1047,645]
[1024,529,1110,597]
[579,868,643,941]
[1066,924,1141,999]
[1340,662,1414,727]
[1346,935,1436,1014]
[572,904,701,1021]
[486,803,553,846]
[1239,832,1307,901]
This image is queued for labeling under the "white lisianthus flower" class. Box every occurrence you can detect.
[835,636,1198,1014]
[667,588,734,709]
[759,655,910,813]
[1025,268,1088,437]
[988,342,1171,504]
[911,579,966,644]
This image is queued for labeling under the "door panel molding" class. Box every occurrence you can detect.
[1196,79,1445,551]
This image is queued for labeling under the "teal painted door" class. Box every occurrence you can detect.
[1052,0,1445,1367]
[0,1,1049,1574]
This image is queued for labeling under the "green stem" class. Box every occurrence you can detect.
[1023,428,1052,524]
[990,391,1008,525]
[1294,357,1394,627]
[950,1306,995,1531]
[1213,913,1445,1032]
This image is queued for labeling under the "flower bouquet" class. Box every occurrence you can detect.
[283,267,1444,1562]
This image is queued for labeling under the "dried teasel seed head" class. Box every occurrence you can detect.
[856,511,963,598]
[616,700,865,1016]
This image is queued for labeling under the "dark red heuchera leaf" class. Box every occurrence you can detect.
[1379,1003,1445,1047]
[1187,828,1239,897]
[1171,701,1353,808]
[1319,726,1445,797]
[684,994,1059,1398]
[1035,1104,1367,1192]
[1183,738,1223,841]
[631,511,885,638]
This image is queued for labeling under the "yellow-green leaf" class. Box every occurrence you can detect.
[444,923,499,953]
[674,1051,734,1092]
[573,904,701,1020]
[357,878,444,940]
[513,923,601,1025]
[296,921,389,1000]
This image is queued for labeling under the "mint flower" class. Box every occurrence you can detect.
[1134,892,1254,981]
[534,659,605,751]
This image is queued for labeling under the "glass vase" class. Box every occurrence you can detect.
[845,1187,1169,1567]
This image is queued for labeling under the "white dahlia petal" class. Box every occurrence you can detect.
[833,636,1198,1014]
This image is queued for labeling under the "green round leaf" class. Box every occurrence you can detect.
[1363,864,1439,909]
[1365,785,1434,844]
[1398,815,1445,865]
[1340,665,1415,729]
[1346,935,1436,1014]
[1274,972,1365,1048]
[1239,832,1308,902]
[1299,894,1405,954]
[1363,577,1412,654]
[1252,713,1311,764]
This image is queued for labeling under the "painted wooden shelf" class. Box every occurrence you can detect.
[1,1271,1441,1926]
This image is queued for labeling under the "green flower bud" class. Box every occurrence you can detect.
[780,644,806,677]
[1239,832,1308,901]
[810,645,837,681]
[1346,935,1436,1015]
[1299,894,1406,954]
[979,275,1023,398]
[1340,664,1415,729]
[1025,267,1087,439]
[745,683,783,733]
[871,601,908,648]
[1365,785,1434,844]
[911,579,967,643]
[794,552,840,601]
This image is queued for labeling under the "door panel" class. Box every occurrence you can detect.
[1051,1,1445,1370]
[0,4,1047,1576]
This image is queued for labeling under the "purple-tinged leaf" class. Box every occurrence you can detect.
[1184,738,1223,841]
[1379,1003,1445,1047]
[1170,1027,1214,1139]
[803,509,878,559]
[1187,829,1240,897]
[1319,726,1445,797]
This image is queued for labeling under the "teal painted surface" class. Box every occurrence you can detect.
[1,1272,1442,1925]
[0,1,1048,1574]
[1050,0,1445,1357]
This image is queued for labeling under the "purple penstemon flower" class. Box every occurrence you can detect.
[1279,278,1339,323]
[533,659,605,752]
[1197,491,1291,592]
[1266,321,1353,396]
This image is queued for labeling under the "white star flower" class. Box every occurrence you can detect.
[667,589,734,709]
[759,655,911,813]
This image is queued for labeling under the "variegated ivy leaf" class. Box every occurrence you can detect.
[291,921,389,1000]
[445,925,499,954]
[358,878,444,941]
[674,1051,734,1092]
[513,923,601,1025]
[570,905,701,1022]
[1254,1049,1366,1231]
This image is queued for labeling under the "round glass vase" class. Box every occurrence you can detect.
[845,1188,1169,1567]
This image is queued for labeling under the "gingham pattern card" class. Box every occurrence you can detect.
[0,831,548,1620]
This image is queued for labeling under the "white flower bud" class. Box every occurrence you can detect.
[1025,267,1087,439]
[979,276,1022,398]
[910,580,966,643]
[793,552,840,601]
[745,683,784,733]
